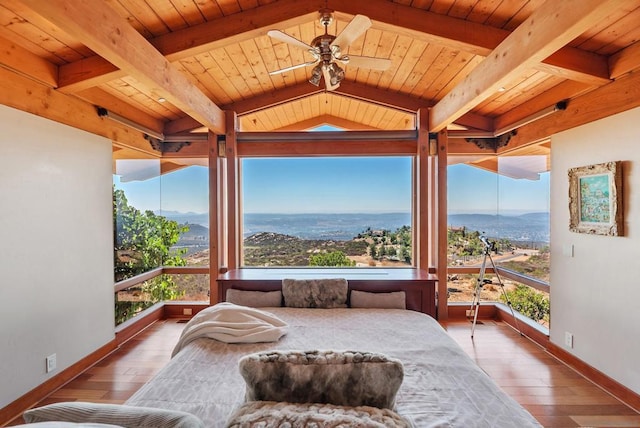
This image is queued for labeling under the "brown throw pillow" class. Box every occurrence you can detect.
[282,278,348,308]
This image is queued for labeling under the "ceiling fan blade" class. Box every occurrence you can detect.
[322,65,340,91]
[267,30,313,51]
[332,14,372,49]
[269,60,318,75]
[341,55,391,71]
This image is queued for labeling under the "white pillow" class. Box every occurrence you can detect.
[350,290,406,309]
[225,289,282,307]
[22,402,204,428]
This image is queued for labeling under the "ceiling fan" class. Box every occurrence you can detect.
[267,12,391,91]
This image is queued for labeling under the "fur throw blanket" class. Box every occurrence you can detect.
[239,350,404,409]
[226,401,411,428]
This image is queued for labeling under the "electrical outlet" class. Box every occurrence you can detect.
[46,353,56,373]
[465,309,475,317]
[183,308,192,316]
[564,332,574,348]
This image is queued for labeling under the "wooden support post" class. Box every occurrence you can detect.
[437,131,449,321]
[225,111,239,270]
[416,108,430,271]
[208,131,220,304]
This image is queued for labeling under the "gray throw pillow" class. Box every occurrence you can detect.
[350,290,406,309]
[239,350,404,409]
[282,278,348,308]
[226,289,282,307]
[227,401,411,428]
[23,402,204,428]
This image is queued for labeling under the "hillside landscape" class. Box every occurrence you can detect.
[169,214,550,325]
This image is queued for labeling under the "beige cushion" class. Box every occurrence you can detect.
[350,290,406,309]
[225,289,282,307]
[282,278,348,308]
[227,401,411,428]
[239,350,404,409]
[22,402,204,428]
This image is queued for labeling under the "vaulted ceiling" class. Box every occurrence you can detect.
[1,0,640,162]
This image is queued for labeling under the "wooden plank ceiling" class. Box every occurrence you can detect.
[1,0,640,172]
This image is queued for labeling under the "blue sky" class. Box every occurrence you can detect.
[115,159,549,215]
[114,123,550,215]
[242,157,412,214]
[448,164,550,214]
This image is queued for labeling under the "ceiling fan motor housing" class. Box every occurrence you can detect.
[311,34,337,64]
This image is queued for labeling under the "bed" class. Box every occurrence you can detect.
[124,303,541,427]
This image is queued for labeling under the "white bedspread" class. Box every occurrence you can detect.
[171,303,288,357]
[127,308,541,427]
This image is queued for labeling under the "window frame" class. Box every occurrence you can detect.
[238,155,416,268]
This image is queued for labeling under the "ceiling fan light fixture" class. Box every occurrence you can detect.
[328,62,345,86]
[309,64,323,86]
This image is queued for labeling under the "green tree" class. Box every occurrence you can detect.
[369,243,377,259]
[309,251,355,267]
[113,188,189,324]
[500,285,550,323]
[114,188,188,280]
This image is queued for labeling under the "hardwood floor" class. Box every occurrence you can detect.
[5,318,640,427]
[443,320,640,427]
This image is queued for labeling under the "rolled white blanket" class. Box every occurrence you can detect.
[172,303,288,357]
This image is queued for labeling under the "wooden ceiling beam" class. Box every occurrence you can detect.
[0,35,57,87]
[429,0,622,133]
[57,0,323,92]
[178,79,494,132]
[57,0,611,96]
[222,83,323,115]
[501,66,640,152]
[609,40,640,79]
[24,0,225,134]
[75,87,165,136]
[0,65,155,155]
[237,140,417,157]
[330,0,610,86]
[493,80,594,134]
[163,83,324,133]
[335,81,493,131]
[164,116,204,135]
[272,114,381,131]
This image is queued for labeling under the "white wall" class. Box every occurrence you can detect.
[551,106,640,394]
[0,105,115,408]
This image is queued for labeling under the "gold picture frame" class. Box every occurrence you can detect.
[568,161,623,236]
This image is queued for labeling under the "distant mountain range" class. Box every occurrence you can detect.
[157,211,208,226]
[448,212,549,243]
[167,211,550,244]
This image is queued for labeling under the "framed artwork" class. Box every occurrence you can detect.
[568,161,623,236]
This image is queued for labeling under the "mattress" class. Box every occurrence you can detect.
[126,308,541,427]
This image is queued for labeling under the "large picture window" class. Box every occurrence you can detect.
[113,158,209,324]
[241,157,413,267]
[446,152,551,327]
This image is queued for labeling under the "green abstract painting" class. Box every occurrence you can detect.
[579,174,610,223]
